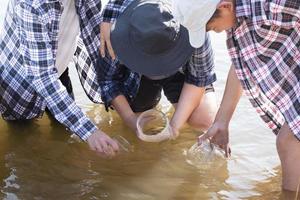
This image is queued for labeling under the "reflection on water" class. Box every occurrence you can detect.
[1,0,298,199]
[0,103,286,199]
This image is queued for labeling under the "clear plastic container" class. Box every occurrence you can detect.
[186,139,226,170]
[113,135,134,153]
[136,109,172,142]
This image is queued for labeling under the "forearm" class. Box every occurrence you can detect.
[170,83,205,130]
[215,65,243,124]
[32,73,98,140]
[111,95,136,130]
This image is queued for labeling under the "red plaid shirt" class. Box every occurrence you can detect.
[227,0,300,139]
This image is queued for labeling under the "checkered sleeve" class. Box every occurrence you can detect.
[101,0,135,23]
[184,34,216,87]
[96,57,132,110]
[18,2,97,140]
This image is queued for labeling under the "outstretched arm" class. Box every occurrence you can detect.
[169,34,216,138]
[198,65,243,157]
[111,95,138,131]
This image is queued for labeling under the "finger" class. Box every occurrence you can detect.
[95,141,111,159]
[105,146,115,158]
[227,146,232,158]
[100,139,114,157]
[222,145,231,158]
[198,133,210,145]
[106,40,116,60]
[91,138,111,158]
[108,139,120,153]
[105,141,117,157]
[95,142,104,154]
[224,146,229,158]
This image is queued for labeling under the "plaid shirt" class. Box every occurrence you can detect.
[227,0,300,140]
[90,0,216,109]
[0,0,105,140]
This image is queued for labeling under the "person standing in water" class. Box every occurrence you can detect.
[174,0,300,192]
[0,0,119,156]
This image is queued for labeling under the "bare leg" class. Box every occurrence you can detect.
[276,123,300,191]
[173,91,217,131]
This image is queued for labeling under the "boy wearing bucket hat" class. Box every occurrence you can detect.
[185,0,300,191]
[97,0,218,138]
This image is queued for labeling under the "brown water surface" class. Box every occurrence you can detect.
[0,2,299,198]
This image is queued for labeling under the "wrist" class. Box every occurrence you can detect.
[125,112,137,130]
[214,118,230,126]
[214,110,232,126]
[73,118,98,141]
[169,120,180,131]
[212,119,230,131]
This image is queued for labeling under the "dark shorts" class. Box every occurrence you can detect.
[59,68,74,98]
[130,72,214,112]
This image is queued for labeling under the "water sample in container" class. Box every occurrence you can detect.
[136,109,172,142]
[113,135,134,153]
[186,139,226,170]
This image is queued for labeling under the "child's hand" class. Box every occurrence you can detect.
[87,130,119,158]
[100,22,116,60]
[198,122,231,158]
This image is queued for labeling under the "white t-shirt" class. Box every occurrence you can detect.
[55,0,80,77]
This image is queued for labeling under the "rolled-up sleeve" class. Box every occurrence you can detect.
[101,0,135,23]
[95,57,134,110]
[184,33,216,87]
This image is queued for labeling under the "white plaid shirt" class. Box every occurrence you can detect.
[0,0,104,140]
[227,0,300,139]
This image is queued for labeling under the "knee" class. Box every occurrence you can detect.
[276,131,289,151]
[276,124,298,154]
[187,113,214,131]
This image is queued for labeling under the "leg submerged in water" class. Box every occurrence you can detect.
[276,123,300,192]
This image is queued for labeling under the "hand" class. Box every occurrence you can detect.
[198,121,231,157]
[100,22,116,60]
[87,130,119,157]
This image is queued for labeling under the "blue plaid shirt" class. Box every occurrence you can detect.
[0,0,104,140]
[93,0,216,109]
